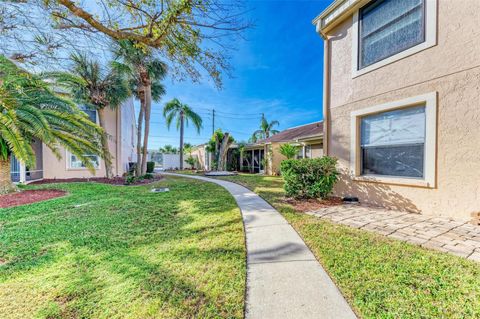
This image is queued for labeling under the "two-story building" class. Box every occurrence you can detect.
[11,98,138,182]
[314,0,480,218]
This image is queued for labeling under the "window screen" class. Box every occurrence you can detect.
[359,0,425,69]
[360,105,425,178]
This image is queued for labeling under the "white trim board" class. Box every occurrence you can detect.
[351,0,438,78]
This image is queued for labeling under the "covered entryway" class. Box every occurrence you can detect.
[10,139,44,183]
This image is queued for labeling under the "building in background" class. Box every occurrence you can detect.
[242,121,324,175]
[11,98,137,182]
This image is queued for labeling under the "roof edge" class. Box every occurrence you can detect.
[312,0,370,35]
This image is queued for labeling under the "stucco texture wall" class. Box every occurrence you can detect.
[42,106,128,179]
[326,0,480,218]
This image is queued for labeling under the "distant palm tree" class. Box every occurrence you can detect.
[159,145,178,154]
[163,99,202,169]
[112,40,167,175]
[0,55,102,193]
[44,53,130,178]
[252,115,280,142]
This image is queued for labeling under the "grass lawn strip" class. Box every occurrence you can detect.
[214,173,480,319]
[0,176,246,319]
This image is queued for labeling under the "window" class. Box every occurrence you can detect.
[361,106,425,178]
[70,106,99,169]
[69,154,100,169]
[358,0,425,69]
[305,145,312,158]
[350,92,437,187]
[80,105,97,123]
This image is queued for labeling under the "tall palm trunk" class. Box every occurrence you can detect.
[141,82,152,174]
[0,156,16,194]
[97,108,114,178]
[136,88,145,177]
[179,111,184,170]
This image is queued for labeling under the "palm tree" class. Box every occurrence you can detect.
[43,53,130,178]
[159,145,178,154]
[251,115,280,142]
[112,40,167,176]
[163,99,203,170]
[0,55,102,193]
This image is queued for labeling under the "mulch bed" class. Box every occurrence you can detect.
[281,197,343,212]
[0,190,67,208]
[30,176,163,186]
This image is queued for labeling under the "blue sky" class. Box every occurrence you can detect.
[148,0,331,149]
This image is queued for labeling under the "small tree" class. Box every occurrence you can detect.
[251,115,280,142]
[279,143,299,159]
[206,129,234,171]
[163,99,202,170]
[185,156,197,170]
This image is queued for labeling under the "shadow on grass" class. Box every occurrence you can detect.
[0,178,246,318]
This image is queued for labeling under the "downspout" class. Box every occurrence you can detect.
[116,107,122,176]
[316,21,330,156]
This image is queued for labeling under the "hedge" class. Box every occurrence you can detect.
[280,157,339,199]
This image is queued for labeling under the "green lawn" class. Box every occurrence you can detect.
[214,173,480,319]
[0,177,246,319]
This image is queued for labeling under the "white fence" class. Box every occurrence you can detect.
[161,154,189,170]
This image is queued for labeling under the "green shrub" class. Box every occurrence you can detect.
[185,156,197,169]
[279,143,299,159]
[146,161,155,173]
[280,157,339,199]
[143,173,154,179]
[124,175,136,185]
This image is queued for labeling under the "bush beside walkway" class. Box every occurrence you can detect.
[215,174,480,318]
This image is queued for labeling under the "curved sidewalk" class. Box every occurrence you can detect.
[162,173,356,319]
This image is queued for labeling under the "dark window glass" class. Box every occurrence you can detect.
[362,144,424,177]
[359,0,425,69]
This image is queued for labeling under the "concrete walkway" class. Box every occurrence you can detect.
[308,205,480,261]
[162,173,356,319]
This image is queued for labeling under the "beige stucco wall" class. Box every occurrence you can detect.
[268,143,286,176]
[42,99,137,179]
[325,0,480,218]
[310,143,323,158]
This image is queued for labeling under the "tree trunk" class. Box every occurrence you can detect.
[97,108,113,178]
[179,111,184,170]
[0,156,17,194]
[218,133,230,171]
[136,89,145,177]
[141,83,152,175]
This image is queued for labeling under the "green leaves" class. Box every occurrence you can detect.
[279,143,298,160]
[0,55,103,171]
[280,157,339,199]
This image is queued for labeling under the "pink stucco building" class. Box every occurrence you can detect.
[314,0,480,218]
[11,98,137,182]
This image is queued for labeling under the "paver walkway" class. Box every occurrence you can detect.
[307,204,480,261]
[163,173,356,319]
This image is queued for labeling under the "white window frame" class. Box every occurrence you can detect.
[351,0,437,78]
[66,152,101,170]
[350,92,437,188]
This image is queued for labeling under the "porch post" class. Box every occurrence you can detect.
[251,150,254,173]
[302,145,306,158]
[19,162,26,183]
[240,151,243,171]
